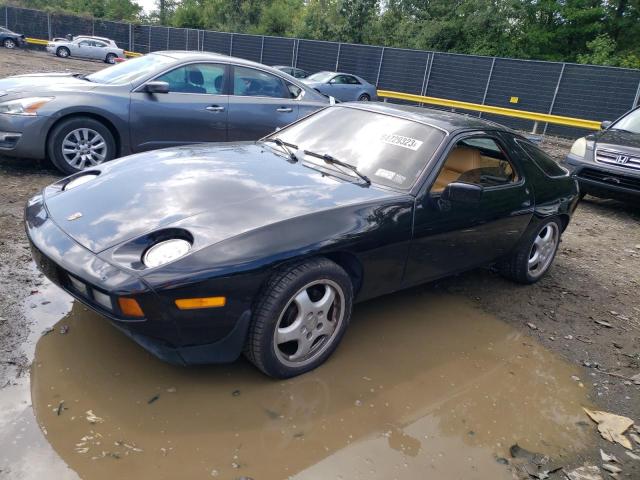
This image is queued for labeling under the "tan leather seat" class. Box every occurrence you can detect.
[433,147,482,192]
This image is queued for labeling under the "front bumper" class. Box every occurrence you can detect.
[25,194,251,365]
[562,154,640,201]
[0,113,49,159]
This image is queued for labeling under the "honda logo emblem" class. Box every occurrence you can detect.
[614,155,629,164]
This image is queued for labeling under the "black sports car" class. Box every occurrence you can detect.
[25,104,579,378]
[0,26,26,49]
[562,106,640,202]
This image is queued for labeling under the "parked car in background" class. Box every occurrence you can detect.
[0,51,330,174]
[0,27,26,49]
[562,106,640,203]
[46,36,125,64]
[273,65,310,79]
[302,71,378,102]
[25,103,579,378]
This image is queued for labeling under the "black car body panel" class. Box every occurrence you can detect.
[26,105,579,366]
[562,109,640,202]
[0,27,26,47]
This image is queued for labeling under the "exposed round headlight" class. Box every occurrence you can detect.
[143,239,191,268]
[569,137,587,158]
[64,173,98,191]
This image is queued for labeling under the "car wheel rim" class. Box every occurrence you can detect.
[61,128,108,169]
[359,95,369,101]
[273,279,345,368]
[60,49,68,57]
[527,222,559,278]
[107,55,115,64]
[5,39,15,48]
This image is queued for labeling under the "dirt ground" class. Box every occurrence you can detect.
[0,48,639,479]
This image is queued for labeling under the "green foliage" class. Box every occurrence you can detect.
[8,0,640,68]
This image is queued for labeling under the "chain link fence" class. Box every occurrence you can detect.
[3,5,640,137]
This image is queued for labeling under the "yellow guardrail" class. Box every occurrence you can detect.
[377,89,602,131]
[26,37,141,58]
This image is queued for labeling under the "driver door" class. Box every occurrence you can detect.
[129,62,229,152]
[404,132,534,285]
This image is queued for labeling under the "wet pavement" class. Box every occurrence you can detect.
[3,284,596,479]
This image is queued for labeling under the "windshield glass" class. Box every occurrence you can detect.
[612,108,640,134]
[272,106,445,190]
[85,54,174,85]
[306,71,335,83]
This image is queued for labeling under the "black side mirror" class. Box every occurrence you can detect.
[145,81,170,94]
[600,120,612,130]
[441,182,483,206]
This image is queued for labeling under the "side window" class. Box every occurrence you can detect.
[79,40,91,47]
[331,75,347,84]
[431,136,518,193]
[233,66,288,98]
[94,41,107,48]
[516,139,568,177]
[156,63,226,95]
[345,75,361,85]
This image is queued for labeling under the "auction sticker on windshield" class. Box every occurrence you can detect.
[380,134,423,151]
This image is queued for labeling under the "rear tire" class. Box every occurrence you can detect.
[358,93,370,101]
[56,46,70,58]
[245,258,353,378]
[47,117,116,175]
[105,53,117,64]
[3,38,16,49]
[499,218,562,284]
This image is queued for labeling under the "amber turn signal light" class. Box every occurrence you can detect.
[175,296,226,310]
[118,297,145,317]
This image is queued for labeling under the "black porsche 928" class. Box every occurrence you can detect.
[26,103,579,378]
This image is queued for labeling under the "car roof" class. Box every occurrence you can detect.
[342,102,511,133]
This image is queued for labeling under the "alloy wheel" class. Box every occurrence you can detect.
[4,39,16,49]
[527,222,559,278]
[61,128,108,170]
[273,279,345,368]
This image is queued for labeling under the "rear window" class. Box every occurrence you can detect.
[516,139,568,178]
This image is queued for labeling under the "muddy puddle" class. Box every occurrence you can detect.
[25,287,596,480]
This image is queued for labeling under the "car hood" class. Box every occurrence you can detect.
[42,143,398,253]
[591,129,640,153]
[0,73,97,96]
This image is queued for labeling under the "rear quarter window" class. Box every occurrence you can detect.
[515,139,568,178]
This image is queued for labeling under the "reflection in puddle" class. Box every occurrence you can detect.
[31,290,592,479]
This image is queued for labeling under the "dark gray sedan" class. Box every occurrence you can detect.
[0,51,330,174]
[302,71,378,102]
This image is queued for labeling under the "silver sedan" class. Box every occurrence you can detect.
[46,37,125,64]
[302,72,378,102]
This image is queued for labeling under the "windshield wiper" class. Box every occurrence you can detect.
[263,138,299,163]
[303,150,371,185]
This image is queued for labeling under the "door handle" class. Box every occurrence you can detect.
[206,105,225,112]
[276,107,293,113]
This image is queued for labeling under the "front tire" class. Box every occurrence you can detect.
[3,38,16,49]
[499,218,562,284]
[56,46,70,58]
[105,53,117,64]
[245,258,353,378]
[47,117,116,174]
[358,93,370,101]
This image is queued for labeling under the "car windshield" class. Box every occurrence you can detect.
[272,106,445,190]
[306,71,335,82]
[611,108,640,134]
[85,54,174,85]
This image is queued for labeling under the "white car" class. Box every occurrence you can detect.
[46,36,125,64]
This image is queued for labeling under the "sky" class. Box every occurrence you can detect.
[135,0,157,14]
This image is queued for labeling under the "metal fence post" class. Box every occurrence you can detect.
[294,39,299,67]
[543,63,566,135]
[478,57,496,118]
[47,12,51,39]
[166,27,169,50]
[632,79,640,108]
[229,33,233,55]
[148,26,151,52]
[375,47,385,87]
[128,23,132,51]
[335,43,341,71]
[5,6,8,28]
[291,39,296,67]
[185,29,188,50]
[260,36,264,63]
[420,53,433,97]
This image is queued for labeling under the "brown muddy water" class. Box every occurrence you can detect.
[15,286,596,480]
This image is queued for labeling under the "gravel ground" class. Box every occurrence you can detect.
[0,48,639,478]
